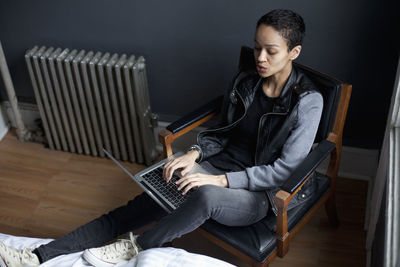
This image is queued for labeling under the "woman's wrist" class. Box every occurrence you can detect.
[219,174,228,187]
[187,144,202,162]
[186,149,200,161]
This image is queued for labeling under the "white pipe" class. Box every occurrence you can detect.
[0,41,31,141]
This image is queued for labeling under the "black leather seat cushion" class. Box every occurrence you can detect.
[200,172,330,263]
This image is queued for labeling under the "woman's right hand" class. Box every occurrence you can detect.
[162,150,199,183]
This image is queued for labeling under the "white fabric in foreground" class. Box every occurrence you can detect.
[0,233,235,267]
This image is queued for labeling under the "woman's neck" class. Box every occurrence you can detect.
[263,63,293,98]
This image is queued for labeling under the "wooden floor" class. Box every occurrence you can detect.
[0,132,367,266]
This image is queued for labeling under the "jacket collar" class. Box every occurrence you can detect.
[234,65,300,113]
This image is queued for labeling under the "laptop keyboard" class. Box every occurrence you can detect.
[142,167,189,208]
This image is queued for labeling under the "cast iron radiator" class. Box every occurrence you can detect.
[25,46,158,165]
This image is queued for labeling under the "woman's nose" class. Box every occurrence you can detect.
[257,49,267,62]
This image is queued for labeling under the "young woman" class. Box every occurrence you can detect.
[0,9,323,267]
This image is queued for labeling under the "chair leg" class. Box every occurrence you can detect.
[325,193,340,227]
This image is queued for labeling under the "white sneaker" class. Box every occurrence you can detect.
[82,232,141,267]
[0,242,40,267]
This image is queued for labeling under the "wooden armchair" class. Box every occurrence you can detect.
[158,46,352,266]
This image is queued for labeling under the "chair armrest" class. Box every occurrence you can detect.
[166,95,223,134]
[274,139,335,257]
[159,95,223,158]
[281,139,336,194]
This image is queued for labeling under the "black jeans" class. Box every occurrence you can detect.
[34,163,269,263]
[34,192,166,262]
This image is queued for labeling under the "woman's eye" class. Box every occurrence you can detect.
[268,50,277,55]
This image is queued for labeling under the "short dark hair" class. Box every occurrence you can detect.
[257,9,305,51]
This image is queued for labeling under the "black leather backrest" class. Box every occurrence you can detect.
[239,46,342,142]
[293,63,342,142]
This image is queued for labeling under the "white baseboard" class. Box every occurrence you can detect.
[3,101,379,181]
[1,101,40,130]
[0,103,10,142]
[316,146,379,181]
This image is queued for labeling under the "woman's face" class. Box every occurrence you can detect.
[254,24,301,78]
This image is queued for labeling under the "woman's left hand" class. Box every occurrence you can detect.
[176,173,228,195]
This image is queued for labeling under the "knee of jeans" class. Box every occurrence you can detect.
[192,185,220,211]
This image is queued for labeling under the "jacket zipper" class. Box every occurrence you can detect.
[254,111,288,164]
[254,84,296,164]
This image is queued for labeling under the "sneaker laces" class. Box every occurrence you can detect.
[21,248,38,263]
[99,232,140,260]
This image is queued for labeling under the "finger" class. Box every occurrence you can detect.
[164,160,182,182]
[182,181,200,195]
[179,175,202,192]
[176,177,192,190]
[180,165,193,177]
[163,156,185,179]
[177,176,199,191]
[176,174,196,185]
[162,160,174,179]
[163,158,178,176]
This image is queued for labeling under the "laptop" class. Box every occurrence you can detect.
[103,149,210,213]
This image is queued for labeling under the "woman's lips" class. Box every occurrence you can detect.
[256,65,268,73]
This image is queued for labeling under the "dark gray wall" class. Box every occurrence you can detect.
[0,0,398,149]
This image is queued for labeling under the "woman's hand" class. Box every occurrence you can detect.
[176,173,228,195]
[162,150,199,183]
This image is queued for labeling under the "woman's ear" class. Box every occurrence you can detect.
[289,45,302,61]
